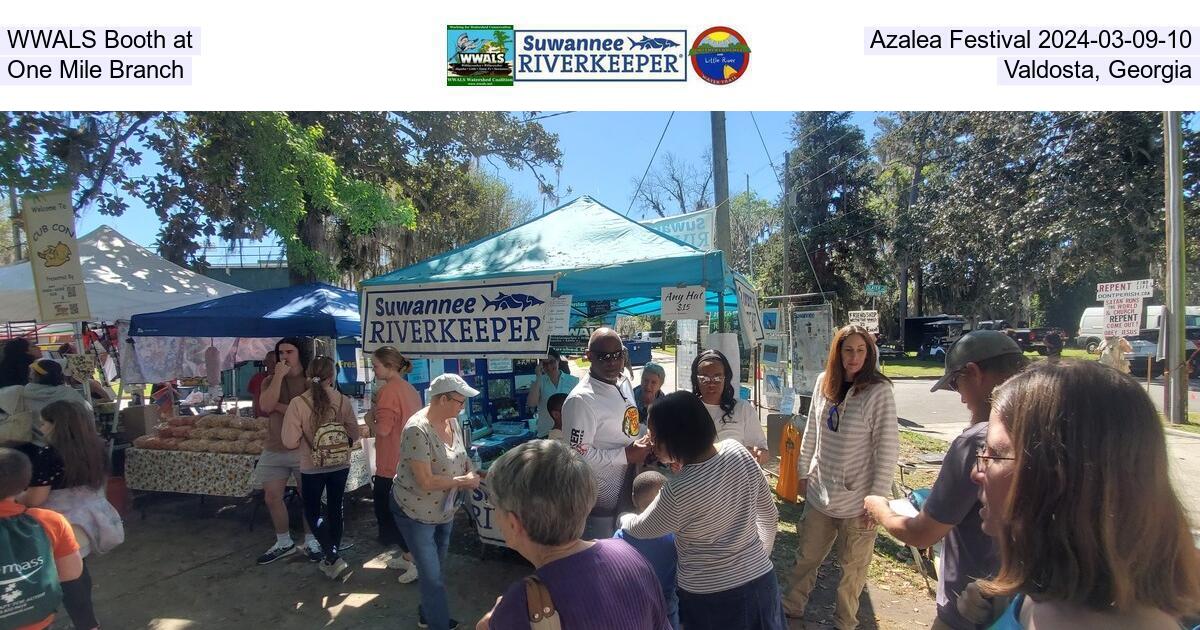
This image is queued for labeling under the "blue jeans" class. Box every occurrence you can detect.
[678,570,786,630]
[391,495,454,630]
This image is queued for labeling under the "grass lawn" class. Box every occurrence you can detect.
[770,430,950,598]
[1165,412,1200,434]
[658,345,676,356]
[881,355,944,379]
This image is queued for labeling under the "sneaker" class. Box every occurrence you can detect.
[416,613,459,629]
[319,557,352,582]
[304,541,324,562]
[256,543,297,565]
[396,563,419,584]
[386,553,415,571]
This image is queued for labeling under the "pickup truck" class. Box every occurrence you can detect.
[1124,327,1200,378]
[974,320,1065,355]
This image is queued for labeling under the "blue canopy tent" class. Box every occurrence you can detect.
[362,196,739,312]
[129,282,360,338]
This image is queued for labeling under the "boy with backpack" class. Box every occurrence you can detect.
[0,447,83,630]
[281,357,359,582]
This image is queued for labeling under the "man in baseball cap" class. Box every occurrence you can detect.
[864,330,1028,629]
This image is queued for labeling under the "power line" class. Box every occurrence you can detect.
[522,111,575,123]
[626,111,676,216]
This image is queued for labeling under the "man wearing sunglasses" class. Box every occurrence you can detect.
[863,330,1027,630]
[562,328,653,538]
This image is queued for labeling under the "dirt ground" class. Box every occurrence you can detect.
[71,485,936,630]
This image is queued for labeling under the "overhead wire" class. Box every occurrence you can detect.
[626,111,677,216]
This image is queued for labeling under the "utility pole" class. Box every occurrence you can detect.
[781,151,791,298]
[1163,111,1187,424]
[711,112,731,254]
[712,112,730,332]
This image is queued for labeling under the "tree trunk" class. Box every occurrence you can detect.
[288,208,326,285]
[915,264,924,316]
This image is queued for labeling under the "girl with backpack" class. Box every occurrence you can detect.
[281,356,359,582]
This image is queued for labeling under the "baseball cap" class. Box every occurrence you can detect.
[428,373,480,398]
[930,330,1023,392]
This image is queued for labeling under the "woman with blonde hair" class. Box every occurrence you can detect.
[973,360,1200,629]
[365,346,423,581]
[281,356,359,582]
[782,324,897,629]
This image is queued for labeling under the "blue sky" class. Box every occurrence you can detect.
[77,111,881,249]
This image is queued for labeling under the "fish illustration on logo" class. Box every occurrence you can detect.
[37,241,72,267]
[482,292,546,312]
[628,36,679,50]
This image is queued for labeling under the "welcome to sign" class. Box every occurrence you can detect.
[362,276,556,358]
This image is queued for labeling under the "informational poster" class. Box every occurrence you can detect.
[761,308,782,337]
[661,285,706,320]
[22,189,91,323]
[640,207,715,251]
[486,358,513,373]
[545,295,573,335]
[792,304,835,398]
[734,276,765,348]
[1103,297,1142,337]
[407,359,431,385]
[848,310,880,333]
[675,319,699,393]
[362,276,555,357]
[761,339,783,365]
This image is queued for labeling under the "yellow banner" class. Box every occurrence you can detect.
[22,189,91,323]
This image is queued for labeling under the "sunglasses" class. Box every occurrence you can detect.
[946,369,964,392]
[593,349,626,362]
[697,375,725,385]
[826,403,840,432]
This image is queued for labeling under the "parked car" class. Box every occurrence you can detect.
[1125,326,1200,378]
[636,330,663,347]
[1006,326,1066,355]
[1077,305,1200,354]
[916,319,964,362]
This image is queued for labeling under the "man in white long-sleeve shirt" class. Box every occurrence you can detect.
[562,328,652,538]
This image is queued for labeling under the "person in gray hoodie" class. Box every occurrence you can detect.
[0,359,90,433]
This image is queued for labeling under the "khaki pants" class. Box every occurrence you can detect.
[781,503,878,630]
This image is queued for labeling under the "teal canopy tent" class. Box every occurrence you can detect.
[362,196,738,310]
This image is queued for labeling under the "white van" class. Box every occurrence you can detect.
[1076,305,1200,353]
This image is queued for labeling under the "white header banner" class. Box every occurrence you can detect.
[362,276,556,358]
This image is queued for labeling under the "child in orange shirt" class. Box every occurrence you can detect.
[0,447,84,630]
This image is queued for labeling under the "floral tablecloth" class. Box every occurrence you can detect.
[126,448,371,497]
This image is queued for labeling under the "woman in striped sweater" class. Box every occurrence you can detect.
[625,391,783,630]
[781,324,898,629]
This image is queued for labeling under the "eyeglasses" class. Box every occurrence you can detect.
[974,446,1015,472]
[447,394,466,406]
[826,403,840,432]
[593,349,626,362]
[696,375,725,385]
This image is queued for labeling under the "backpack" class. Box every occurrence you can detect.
[0,509,63,627]
[297,394,351,468]
[0,389,35,444]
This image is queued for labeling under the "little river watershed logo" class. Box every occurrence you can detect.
[447,25,515,86]
[512,30,687,81]
[690,26,750,85]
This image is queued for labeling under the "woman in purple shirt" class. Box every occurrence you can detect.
[476,439,671,630]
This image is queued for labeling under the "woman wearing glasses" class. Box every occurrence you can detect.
[971,360,1200,629]
[691,350,769,465]
[527,348,579,438]
[781,324,898,629]
[390,374,482,630]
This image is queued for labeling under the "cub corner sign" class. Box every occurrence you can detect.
[848,310,880,333]
[22,189,91,323]
[361,276,555,358]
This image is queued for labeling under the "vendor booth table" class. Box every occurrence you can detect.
[125,447,371,498]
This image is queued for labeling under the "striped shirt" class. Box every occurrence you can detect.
[799,372,899,519]
[625,440,778,594]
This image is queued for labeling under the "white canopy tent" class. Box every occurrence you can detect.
[0,225,244,323]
